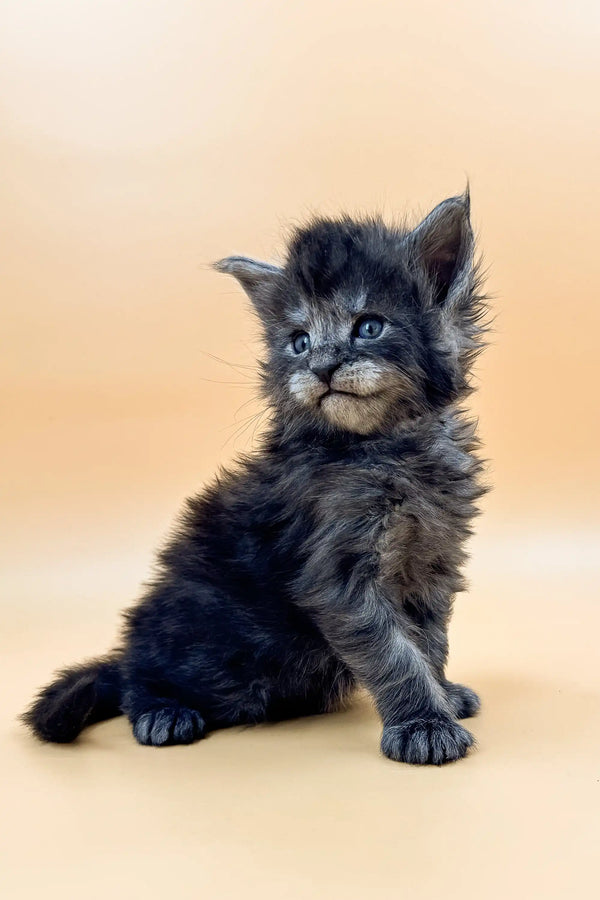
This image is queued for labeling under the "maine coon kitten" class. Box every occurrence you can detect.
[23,192,488,765]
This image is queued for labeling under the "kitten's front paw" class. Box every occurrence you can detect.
[132,706,206,746]
[381,716,475,765]
[445,682,481,719]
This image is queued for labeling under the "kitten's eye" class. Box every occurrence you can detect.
[354,315,384,339]
[292,332,311,354]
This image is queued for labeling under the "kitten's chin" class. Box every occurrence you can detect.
[319,392,386,435]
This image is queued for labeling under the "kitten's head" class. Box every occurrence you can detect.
[215,193,486,438]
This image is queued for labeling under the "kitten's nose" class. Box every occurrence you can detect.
[310,362,340,385]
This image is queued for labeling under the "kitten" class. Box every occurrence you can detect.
[23,192,488,765]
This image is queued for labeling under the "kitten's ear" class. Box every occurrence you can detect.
[213,255,283,317]
[405,192,474,307]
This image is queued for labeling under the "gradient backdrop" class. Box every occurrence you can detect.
[1,2,599,898]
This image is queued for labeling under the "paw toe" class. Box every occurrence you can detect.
[133,707,206,746]
[133,711,154,745]
[381,717,475,766]
[172,709,205,743]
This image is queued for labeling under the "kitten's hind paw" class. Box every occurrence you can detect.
[381,716,475,765]
[444,682,481,719]
[132,706,206,747]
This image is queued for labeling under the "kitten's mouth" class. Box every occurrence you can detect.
[319,388,359,403]
[319,387,382,402]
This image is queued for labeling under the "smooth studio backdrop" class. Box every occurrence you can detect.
[1,2,599,898]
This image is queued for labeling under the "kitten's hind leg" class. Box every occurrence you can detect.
[266,661,356,722]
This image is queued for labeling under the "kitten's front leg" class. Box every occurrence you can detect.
[298,581,474,765]
[403,595,481,720]
[443,680,481,719]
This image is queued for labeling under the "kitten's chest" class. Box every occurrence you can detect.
[292,435,478,593]
[307,442,461,520]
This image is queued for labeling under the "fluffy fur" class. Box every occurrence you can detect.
[23,192,489,765]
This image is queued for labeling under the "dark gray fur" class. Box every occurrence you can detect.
[23,192,489,765]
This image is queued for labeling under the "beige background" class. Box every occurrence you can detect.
[1,1,599,898]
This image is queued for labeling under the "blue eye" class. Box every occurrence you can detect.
[292,332,310,354]
[354,316,384,339]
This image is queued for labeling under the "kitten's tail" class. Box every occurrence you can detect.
[22,656,122,743]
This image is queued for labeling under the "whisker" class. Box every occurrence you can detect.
[249,408,268,445]
[232,394,263,421]
[198,377,253,387]
[221,408,263,435]
[198,349,256,378]
[221,410,265,450]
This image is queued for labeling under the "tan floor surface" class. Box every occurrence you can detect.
[2,542,598,900]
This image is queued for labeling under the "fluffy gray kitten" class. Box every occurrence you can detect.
[24,192,488,765]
